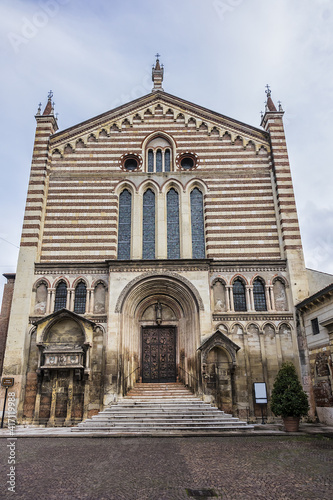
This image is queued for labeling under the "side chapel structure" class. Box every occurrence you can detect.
[0,58,313,426]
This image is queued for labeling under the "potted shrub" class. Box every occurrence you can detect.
[270,362,309,431]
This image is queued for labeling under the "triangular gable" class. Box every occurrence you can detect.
[49,90,270,154]
[33,308,96,329]
[198,329,241,365]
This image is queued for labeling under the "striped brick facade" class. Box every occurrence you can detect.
[1,64,310,426]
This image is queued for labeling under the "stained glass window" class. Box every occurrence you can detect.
[165,149,171,172]
[190,188,205,258]
[74,282,87,314]
[54,281,67,311]
[117,189,132,260]
[167,188,180,259]
[156,150,162,172]
[253,279,267,311]
[233,279,247,311]
[148,150,154,172]
[142,189,155,259]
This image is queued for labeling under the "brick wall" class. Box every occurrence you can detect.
[0,274,15,375]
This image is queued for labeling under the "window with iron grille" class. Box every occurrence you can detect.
[233,279,247,311]
[311,318,320,335]
[54,281,67,311]
[142,189,155,259]
[253,279,267,311]
[190,188,205,259]
[117,189,132,260]
[74,282,87,314]
[167,188,180,259]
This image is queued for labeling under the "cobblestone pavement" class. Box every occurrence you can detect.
[0,436,332,500]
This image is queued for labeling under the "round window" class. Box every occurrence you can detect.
[177,152,198,170]
[120,154,142,171]
[181,157,194,170]
[124,158,138,171]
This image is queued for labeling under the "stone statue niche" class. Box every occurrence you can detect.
[273,279,288,311]
[34,283,48,314]
[94,283,106,314]
[213,280,227,313]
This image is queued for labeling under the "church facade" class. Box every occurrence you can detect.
[1,59,310,425]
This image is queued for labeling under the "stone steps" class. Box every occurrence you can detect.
[73,383,254,434]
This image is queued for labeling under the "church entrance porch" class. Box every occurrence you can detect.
[142,326,176,383]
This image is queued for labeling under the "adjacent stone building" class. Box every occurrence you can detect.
[0,59,311,426]
[297,270,333,425]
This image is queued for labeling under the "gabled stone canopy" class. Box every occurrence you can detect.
[198,329,241,366]
[33,308,96,345]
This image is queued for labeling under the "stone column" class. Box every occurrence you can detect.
[157,192,167,259]
[269,286,275,310]
[69,289,75,311]
[265,285,272,311]
[225,286,231,312]
[47,374,58,427]
[246,286,253,311]
[46,290,51,315]
[66,289,70,310]
[64,370,74,426]
[48,289,55,314]
[132,192,142,259]
[181,192,192,258]
[228,286,235,312]
[90,290,95,314]
[32,381,42,425]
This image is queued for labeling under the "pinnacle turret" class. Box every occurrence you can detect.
[152,54,164,92]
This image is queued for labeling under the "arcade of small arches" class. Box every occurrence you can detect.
[211,276,289,313]
[213,321,293,336]
[50,104,271,159]
[33,278,108,316]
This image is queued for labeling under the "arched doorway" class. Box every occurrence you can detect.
[205,347,234,413]
[115,272,204,394]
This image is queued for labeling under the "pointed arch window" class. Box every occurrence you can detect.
[74,281,87,314]
[167,188,180,259]
[165,149,171,172]
[54,281,67,311]
[253,279,267,311]
[142,189,155,259]
[190,188,205,259]
[117,189,132,260]
[233,279,246,311]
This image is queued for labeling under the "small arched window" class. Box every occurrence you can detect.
[156,149,162,172]
[148,150,154,172]
[145,136,173,172]
[165,149,171,172]
[167,188,180,259]
[142,189,155,259]
[117,189,132,260]
[233,279,246,311]
[190,188,205,258]
[54,281,67,312]
[74,282,87,314]
[253,279,267,311]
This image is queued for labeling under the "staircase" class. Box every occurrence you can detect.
[72,383,254,435]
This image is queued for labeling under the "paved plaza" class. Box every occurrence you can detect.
[0,435,332,499]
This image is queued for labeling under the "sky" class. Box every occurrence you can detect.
[0,0,332,303]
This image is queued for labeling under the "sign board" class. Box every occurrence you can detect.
[254,382,267,404]
[1,377,14,388]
